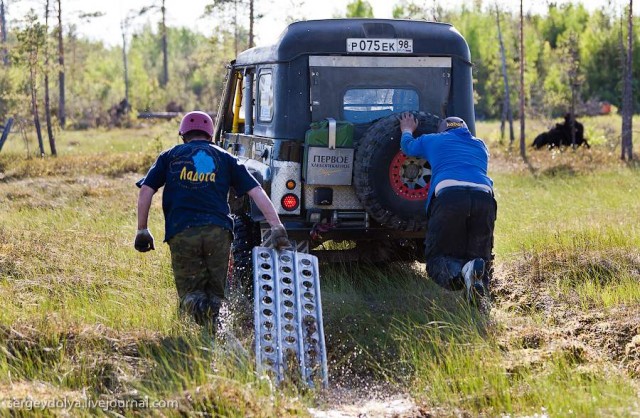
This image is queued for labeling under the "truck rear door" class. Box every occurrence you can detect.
[309,56,451,123]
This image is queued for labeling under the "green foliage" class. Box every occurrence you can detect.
[346,0,374,18]
[127,25,225,112]
[0,6,238,130]
[394,2,639,119]
[451,6,505,118]
[1,2,640,135]
[392,0,435,20]
[13,10,47,69]
[0,66,30,121]
[538,3,590,48]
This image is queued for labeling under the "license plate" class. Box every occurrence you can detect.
[346,38,413,53]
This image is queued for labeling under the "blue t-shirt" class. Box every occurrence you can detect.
[400,128,493,210]
[136,140,259,242]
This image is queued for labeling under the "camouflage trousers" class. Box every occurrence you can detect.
[168,224,232,326]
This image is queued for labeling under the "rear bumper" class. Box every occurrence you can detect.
[278,221,425,241]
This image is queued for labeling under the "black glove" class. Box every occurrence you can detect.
[271,225,292,251]
[135,229,155,252]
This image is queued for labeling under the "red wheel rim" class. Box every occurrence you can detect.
[389,151,431,201]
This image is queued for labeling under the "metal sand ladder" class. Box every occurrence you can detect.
[252,246,328,388]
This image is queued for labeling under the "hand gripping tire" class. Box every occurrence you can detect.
[353,112,440,231]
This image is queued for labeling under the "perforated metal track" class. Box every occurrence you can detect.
[252,247,328,388]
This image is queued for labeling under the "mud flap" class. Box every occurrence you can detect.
[252,247,328,388]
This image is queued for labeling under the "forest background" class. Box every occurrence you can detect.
[0,0,637,137]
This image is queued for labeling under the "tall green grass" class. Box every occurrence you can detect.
[493,170,640,256]
[0,117,639,415]
[395,315,639,417]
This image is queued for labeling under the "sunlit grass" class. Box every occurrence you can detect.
[570,273,640,308]
[496,224,640,310]
[395,316,639,417]
[0,324,305,417]
[0,175,177,331]
[0,117,639,415]
[493,170,640,257]
[1,120,179,156]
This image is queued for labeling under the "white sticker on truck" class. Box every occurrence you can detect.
[346,38,413,53]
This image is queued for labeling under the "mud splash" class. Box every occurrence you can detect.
[309,384,421,418]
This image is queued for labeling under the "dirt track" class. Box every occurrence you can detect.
[493,259,640,379]
[308,257,640,417]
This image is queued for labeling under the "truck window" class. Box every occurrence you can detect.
[258,71,273,123]
[310,56,450,123]
[343,88,419,123]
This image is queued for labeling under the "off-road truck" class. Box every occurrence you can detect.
[214,18,475,275]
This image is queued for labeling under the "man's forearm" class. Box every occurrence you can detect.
[137,185,156,230]
[400,132,419,156]
[247,186,282,228]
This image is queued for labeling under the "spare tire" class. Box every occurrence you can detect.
[354,112,440,231]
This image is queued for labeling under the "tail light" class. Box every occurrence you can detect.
[281,193,300,211]
[271,161,301,215]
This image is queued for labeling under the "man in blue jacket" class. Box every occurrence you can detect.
[399,113,497,306]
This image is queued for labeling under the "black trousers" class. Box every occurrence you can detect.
[425,188,497,290]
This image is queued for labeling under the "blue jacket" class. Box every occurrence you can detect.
[137,140,259,241]
[400,127,493,210]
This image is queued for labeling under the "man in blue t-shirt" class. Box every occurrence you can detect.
[134,111,291,329]
[399,113,497,307]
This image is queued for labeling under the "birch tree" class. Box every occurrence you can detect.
[120,15,134,106]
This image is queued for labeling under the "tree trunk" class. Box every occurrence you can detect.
[44,72,56,154]
[233,0,238,56]
[122,28,130,104]
[496,6,514,144]
[30,66,45,157]
[621,0,634,161]
[44,0,57,155]
[57,0,66,128]
[161,0,168,87]
[570,93,577,148]
[519,0,526,158]
[249,0,254,48]
[0,0,8,66]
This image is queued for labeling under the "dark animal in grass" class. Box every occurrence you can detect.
[532,114,590,149]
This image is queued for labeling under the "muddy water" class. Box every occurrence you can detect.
[308,384,421,418]
[309,396,418,417]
